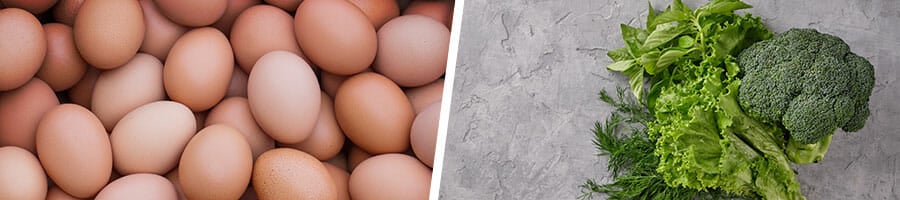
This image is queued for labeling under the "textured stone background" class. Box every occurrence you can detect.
[439,0,900,199]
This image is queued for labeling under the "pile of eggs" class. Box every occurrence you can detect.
[0,0,451,199]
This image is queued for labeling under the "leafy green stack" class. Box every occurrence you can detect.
[581,0,874,199]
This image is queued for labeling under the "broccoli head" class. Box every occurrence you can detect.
[736,28,875,144]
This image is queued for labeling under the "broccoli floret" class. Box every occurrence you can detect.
[736,28,875,144]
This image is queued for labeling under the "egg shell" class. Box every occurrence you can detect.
[164,27,234,112]
[349,153,431,200]
[164,168,188,200]
[95,173,178,200]
[252,148,337,200]
[179,124,253,200]
[226,66,249,97]
[92,53,166,131]
[347,145,372,171]
[138,0,187,61]
[284,92,345,160]
[206,97,275,160]
[374,15,449,87]
[294,0,377,75]
[73,0,144,69]
[36,104,112,198]
[405,78,444,114]
[411,101,440,167]
[111,101,197,175]
[404,0,452,28]
[52,0,82,26]
[0,146,47,200]
[0,78,59,153]
[38,23,88,91]
[264,0,300,12]
[67,67,99,109]
[0,0,55,14]
[0,8,45,91]
[323,162,350,200]
[247,51,320,144]
[47,186,84,200]
[230,4,303,73]
[154,0,227,27]
[212,0,260,36]
[348,0,399,29]
[335,72,414,154]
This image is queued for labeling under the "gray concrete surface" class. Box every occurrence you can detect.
[439,0,900,199]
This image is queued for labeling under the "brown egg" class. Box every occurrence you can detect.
[349,154,431,200]
[38,23,88,91]
[294,0,376,75]
[323,163,350,200]
[73,0,144,69]
[52,0,82,26]
[406,78,444,114]
[164,27,234,112]
[284,92,345,160]
[68,67,98,109]
[404,0,451,28]
[231,4,303,73]
[47,186,84,200]
[111,101,196,175]
[92,53,166,131]
[212,0,260,35]
[164,168,188,200]
[154,0,227,27]
[139,0,187,61]
[0,79,59,153]
[247,51,320,144]
[335,72,414,154]
[95,173,177,200]
[264,0,300,12]
[179,124,253,200]
[36,104,112,198]
[0,0,55,14]
[348,0,399,29]
[226,66,249,97]
[411,101,440,167]
[252,148,337,200]
[0,146,47,200]
[206,97,275,160]
[374,15,449,87]
[347,145,372,171]
[0,8,45,91]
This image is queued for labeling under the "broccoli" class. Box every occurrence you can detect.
[736,28,875,144]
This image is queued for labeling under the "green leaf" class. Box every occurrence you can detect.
[640,24,685,51]
[697,0,752,16]
[653,10,690,25]
[656,49,687,70]
[647,2,658,32]
[677,35,695,49]
[624,66,645,100]
[607,59,634,72]
[672,0,692,13]
[620,24,645,57]
[640,51,660,75]
[607,47,632,62]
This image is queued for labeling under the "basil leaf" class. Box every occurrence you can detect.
[640,51,660,75]
[624,66,645,100]
[677,35,694,49]
[698,0,752,16]
[640,24,685,51]
[653,10,690,25]
[672,0,691,13]
[621,24,645,57]
[656,49,687,70]
[646,2,658,32]
[607,47,632,62]
[607,59,634,72]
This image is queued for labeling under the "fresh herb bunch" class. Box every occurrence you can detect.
[579,87,743,200]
